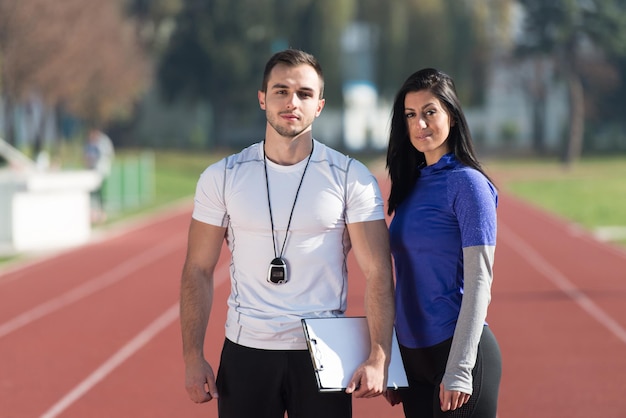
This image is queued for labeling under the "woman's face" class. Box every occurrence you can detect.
[404,90,454,166]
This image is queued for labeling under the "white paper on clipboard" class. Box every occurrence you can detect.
[301,317,408,392]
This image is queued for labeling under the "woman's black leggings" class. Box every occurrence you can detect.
[398,326,501,418]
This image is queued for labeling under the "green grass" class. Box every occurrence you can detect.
[152,150,225,204]
[486,156,626,246]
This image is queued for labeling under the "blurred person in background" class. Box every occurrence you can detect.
[84,128,114,222]
[179,48,395,418]
[383,68,501,417]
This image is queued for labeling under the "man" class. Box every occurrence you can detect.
[180,48,395,418]
[84,128,114,222]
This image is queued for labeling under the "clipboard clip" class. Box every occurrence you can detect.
[310,338,324,371]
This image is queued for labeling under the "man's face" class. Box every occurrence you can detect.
[258,64,325,139]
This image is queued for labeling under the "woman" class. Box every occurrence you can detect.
[384,68,501,417]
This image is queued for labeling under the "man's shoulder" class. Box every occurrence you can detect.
[313,140,361,171]
[199,141,262,179]
[223,141,263,169]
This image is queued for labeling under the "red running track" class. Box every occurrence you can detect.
[1,179,626,417]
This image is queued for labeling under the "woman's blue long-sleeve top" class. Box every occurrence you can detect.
[389,153,498,394]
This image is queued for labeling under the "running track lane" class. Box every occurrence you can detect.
[490,193,626,417]
[1,182,626,417]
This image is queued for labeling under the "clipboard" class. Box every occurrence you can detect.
[301,316,408,392]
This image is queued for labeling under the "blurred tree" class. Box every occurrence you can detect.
[299,0,356,105]
[516,0,626,165]
[158,0,269,146]
[156,0,514,148]
[356,0,513,106]
[0,0,148,154]
[125,0,182,57]
[600,53,626,143]
[463,0,516,105]
[157,0,355,146]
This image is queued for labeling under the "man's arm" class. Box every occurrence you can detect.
[180,219,227,403]
[344,219,395,398]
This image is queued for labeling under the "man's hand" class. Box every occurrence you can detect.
[345,358,386,398]
[185,358,219,403]
[383,389,402,406]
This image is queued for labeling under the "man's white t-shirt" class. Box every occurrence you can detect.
[193,140,384,350]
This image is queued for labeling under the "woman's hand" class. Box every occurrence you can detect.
[439,383,470,411]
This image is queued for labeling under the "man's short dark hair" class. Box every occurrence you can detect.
[261,49,325,99]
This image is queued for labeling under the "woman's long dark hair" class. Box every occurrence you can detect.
[386,68,494,215]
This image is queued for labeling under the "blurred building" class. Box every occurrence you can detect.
[465,57,568,155]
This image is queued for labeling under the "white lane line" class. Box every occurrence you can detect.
[39,304,179,418]
[499,223,626,345]
[38,262,230,418]
[0,237,184,339]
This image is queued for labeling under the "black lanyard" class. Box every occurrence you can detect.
[263,140,314,283]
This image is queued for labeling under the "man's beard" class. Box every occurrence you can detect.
[266,113,310,138]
